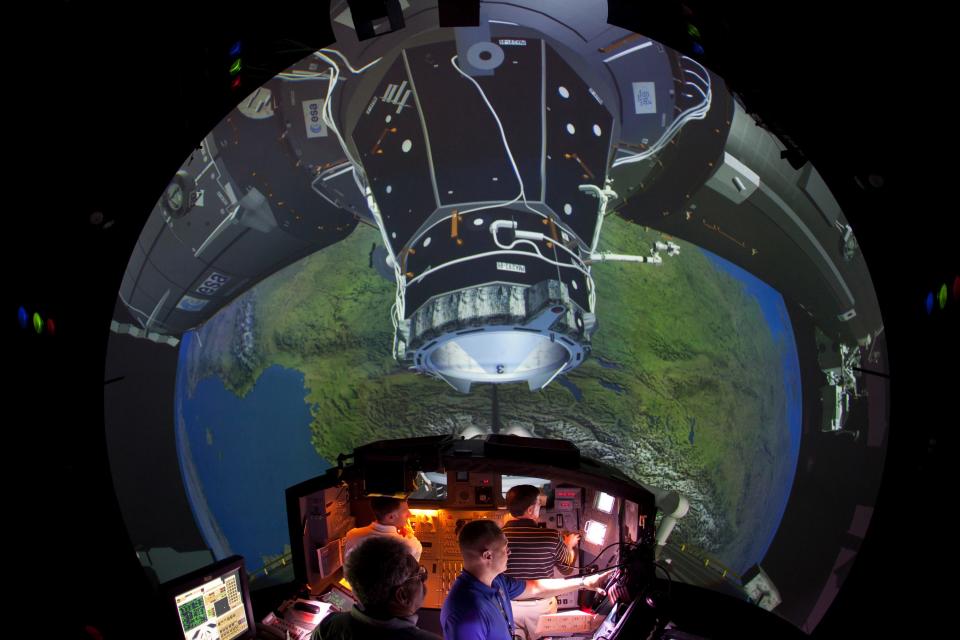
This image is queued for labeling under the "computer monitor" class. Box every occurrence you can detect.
[162,555,256,640]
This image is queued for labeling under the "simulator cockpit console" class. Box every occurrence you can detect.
[285,434,672,638]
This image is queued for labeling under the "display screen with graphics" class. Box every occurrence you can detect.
[105,2,891,635]
[166,558,252,640]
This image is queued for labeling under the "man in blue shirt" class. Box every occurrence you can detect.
[441,520,611,640]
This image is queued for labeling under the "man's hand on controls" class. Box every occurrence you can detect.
[563,532,581,549]
[580,569,615,595]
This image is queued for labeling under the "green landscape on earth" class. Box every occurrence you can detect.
[185,213,793,572]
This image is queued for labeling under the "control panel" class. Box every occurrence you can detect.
[287,434,662,640]
[549,485,582,534]
[300,474,651,622]
[301,485,354,585]
[447,470,502,507]
[410,509,507,609]
[542,486,583,609]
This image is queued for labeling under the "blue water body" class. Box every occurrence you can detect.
[700,248,802,570]
[556,376,583,401]
[599,379,626,394]
[175,332,330,574]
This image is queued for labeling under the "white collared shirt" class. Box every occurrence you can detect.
[343,522,423,561]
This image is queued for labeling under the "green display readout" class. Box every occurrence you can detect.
[178,596,208,632]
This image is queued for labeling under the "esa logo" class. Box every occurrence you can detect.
[196,272,230,297]
[176,295,209,312]
[302,100,328,138]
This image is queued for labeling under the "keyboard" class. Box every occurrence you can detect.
[261,612,313,640]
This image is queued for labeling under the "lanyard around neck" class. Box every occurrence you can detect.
[494,587,513,637]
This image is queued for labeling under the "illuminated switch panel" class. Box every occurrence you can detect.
[440,560,462,592]
[418,509,506,609]
[554,487,582,508]
[409,511,441,536]
[541,487,584,610]
[439,510,506,540]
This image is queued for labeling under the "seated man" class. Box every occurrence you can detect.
[502,485,581,640]
[312,536,440,639]
[441,520,611,640]
[344,496,422,561]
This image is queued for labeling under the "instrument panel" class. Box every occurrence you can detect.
[411,508,507,609]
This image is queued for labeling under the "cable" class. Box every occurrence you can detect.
[318,48,382,74]
[491,223,586,265]
[555,539,641,573]
[684,80,707,99]
[449,55,540,219]
[309,49,406,342]
[280,40,382,74]
[311,51,356,168]
[652,561,673,599]
[405,248,591,289]
[612,56,712,169]
[117,293,153,326]
[682,67,709,88]
[611,91,710,167]
[276,69,335,82]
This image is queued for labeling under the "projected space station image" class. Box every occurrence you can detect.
[105,1,890,638]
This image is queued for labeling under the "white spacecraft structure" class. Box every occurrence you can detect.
[335,37,697,392]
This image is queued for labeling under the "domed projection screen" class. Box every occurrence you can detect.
[105,1,889,634]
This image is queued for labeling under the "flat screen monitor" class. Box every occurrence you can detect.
[162,555,256,640]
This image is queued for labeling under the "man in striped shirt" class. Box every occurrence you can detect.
[502,485,581,640]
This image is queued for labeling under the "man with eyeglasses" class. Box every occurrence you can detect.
[441,520,612,640]
[312,536,440,639]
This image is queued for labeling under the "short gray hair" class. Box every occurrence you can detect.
[344,536,416,610]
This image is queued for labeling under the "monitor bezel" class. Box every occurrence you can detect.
[160,554,257,640]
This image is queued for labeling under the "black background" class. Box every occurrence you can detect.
[9,2,953,637]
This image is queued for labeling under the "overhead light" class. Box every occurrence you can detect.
[584,520,607,546]
[595,492,615,514]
